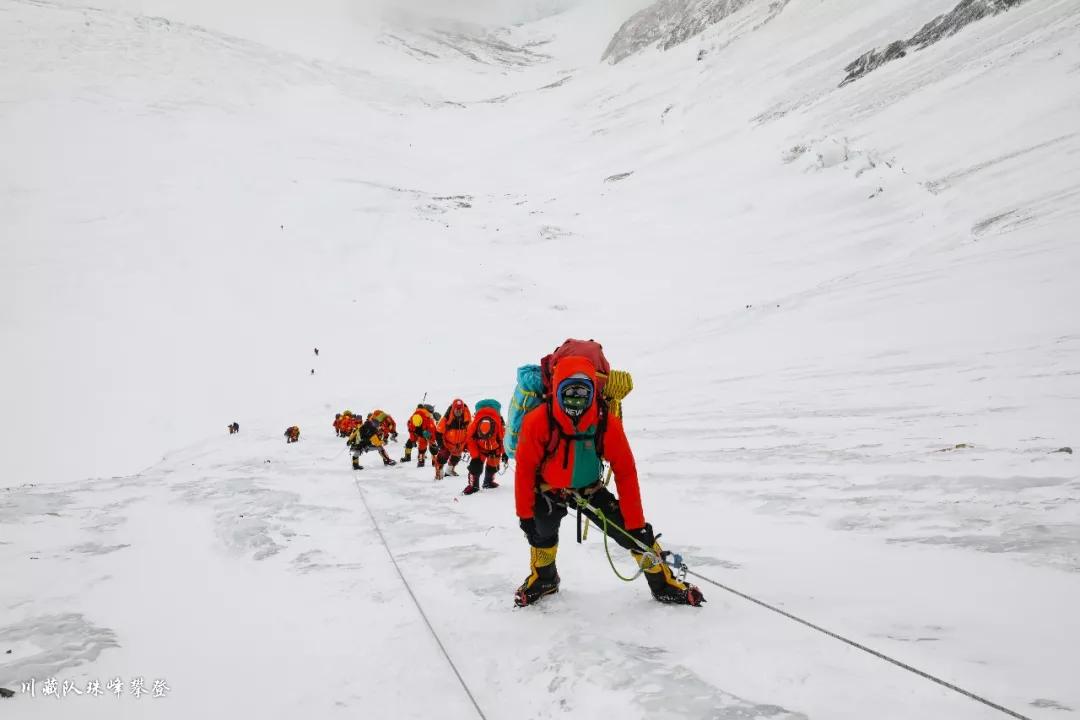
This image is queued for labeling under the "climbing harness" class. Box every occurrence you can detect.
[351,476,487,720]
[572,491,1032,720]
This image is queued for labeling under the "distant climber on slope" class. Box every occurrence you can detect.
[284,426,300,443]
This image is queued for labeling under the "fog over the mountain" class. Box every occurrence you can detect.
[64,0,648,62]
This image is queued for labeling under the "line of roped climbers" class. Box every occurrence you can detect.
[334,400,510,496]
[237,338,703,608]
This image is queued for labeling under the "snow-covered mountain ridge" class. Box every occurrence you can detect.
[602,0,791,63]
[842,0,1031,85]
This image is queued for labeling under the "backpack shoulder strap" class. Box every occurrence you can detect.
[541,402,560,463]
[595,398,608,460]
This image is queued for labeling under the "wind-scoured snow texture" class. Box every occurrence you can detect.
[841,0,1030,85]
[601,0,790,63]
[381,22,552,68]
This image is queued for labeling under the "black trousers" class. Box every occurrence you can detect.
[529,485,640,552]
[467,457,498,482]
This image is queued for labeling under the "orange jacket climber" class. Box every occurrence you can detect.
[434,399,471,480]
[514,356,643,529]
[460,400,506,495]
[401,405,438,466]
[437,400,471,453]
[339,413,360,436]
[466,406,505,461]
[367,409,398,442]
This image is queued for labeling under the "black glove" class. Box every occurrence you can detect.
[502,453,510,464]
[628,522,655,549]
[519,517,540,545]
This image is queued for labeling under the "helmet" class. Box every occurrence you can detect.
[452,399,465,415]
[557,375,593,418]
[411,414,423,428]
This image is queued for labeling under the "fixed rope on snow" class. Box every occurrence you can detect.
[572,492,1032,720]
[351,476,487,720]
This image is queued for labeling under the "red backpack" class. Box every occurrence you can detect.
[539,339,610,398]
[537,340,612,468]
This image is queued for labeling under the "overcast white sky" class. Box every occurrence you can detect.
[77,0,589,28]
[54,0,626,65]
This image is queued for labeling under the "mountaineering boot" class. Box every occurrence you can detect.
[400,449,412,463]
[351,456,363,471]
[417,454,426,468]
[447,465,459,477]
[482,477,499,489]
[634,542,705,607]
[434,464,444,480]
[378,448,396,466]
[514,545,560,607]
[462,473,480,496]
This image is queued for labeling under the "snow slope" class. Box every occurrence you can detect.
[2,0,1079,717]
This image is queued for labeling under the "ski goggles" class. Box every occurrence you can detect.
[556,378,594,416]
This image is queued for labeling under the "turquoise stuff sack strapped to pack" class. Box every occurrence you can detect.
[505,365,543,459]
[474,398,502,414]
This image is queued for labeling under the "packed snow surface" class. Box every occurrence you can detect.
[2,0,1079,717]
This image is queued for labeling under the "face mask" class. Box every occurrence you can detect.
[559,381,592,417]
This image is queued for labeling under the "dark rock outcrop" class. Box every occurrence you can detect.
[602,0,790,64]
[841,0,1028,86]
